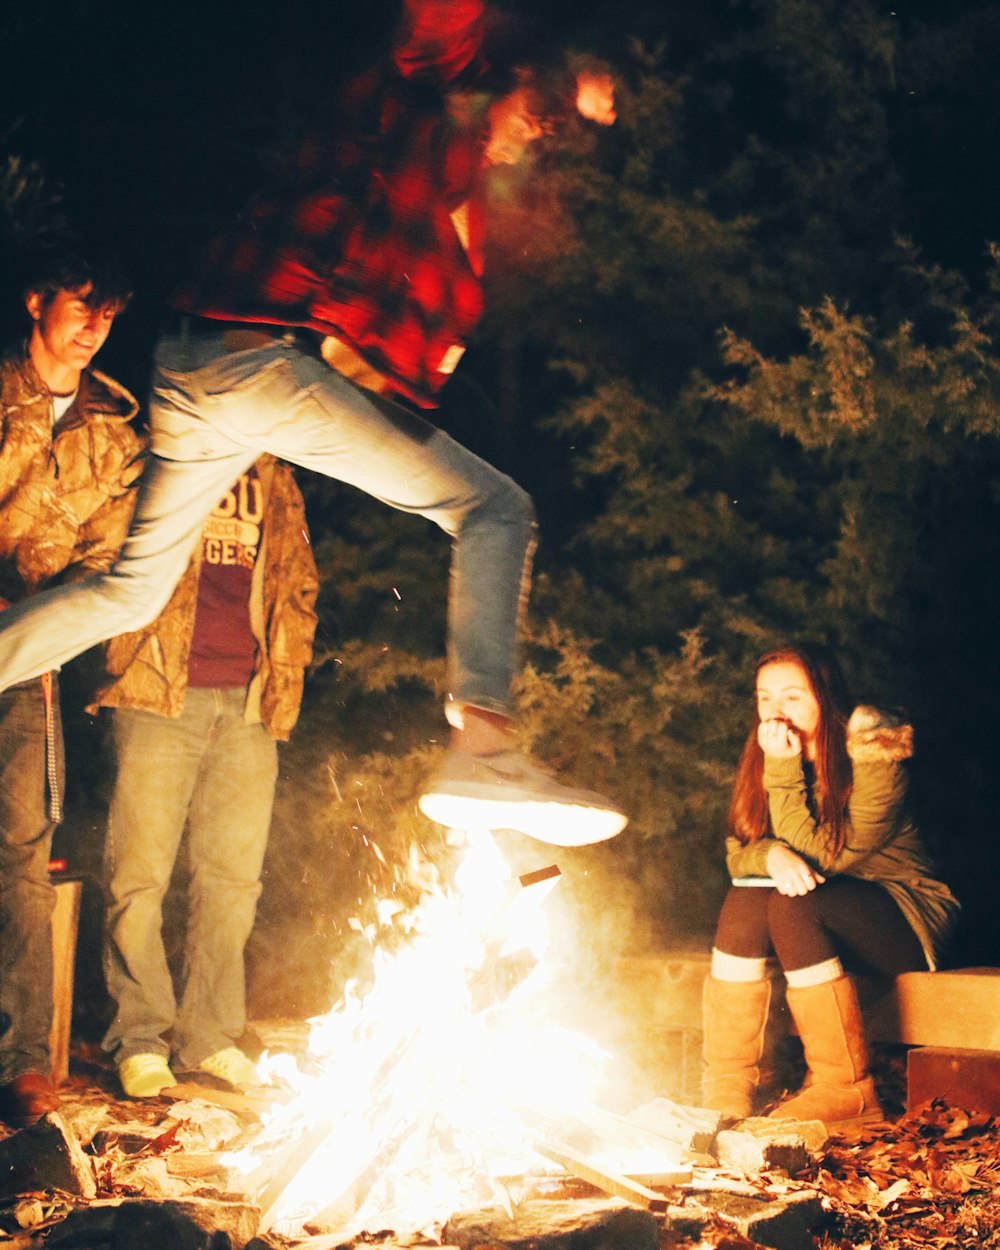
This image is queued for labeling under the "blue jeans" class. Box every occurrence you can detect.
[0,334,537,718]
[0,681,62,1082]
[103,688,278,1067]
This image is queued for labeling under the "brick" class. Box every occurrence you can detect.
[907,1046,1000,1115]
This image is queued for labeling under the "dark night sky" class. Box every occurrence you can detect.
[5,0,1000,380]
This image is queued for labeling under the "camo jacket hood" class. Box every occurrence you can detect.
[0,347,144,604]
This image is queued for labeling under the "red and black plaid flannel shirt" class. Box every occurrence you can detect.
[174,0,489,409]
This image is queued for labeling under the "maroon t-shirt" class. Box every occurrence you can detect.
[187,466,263,689]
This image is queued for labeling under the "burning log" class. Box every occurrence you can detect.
[528,1144,670,1212]
[512,1102,691,1204]
[241,854,567,1236]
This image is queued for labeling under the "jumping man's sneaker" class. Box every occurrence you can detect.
[197,1047,265,1093]
[119,1052,176,1098]
[418,749,628,846]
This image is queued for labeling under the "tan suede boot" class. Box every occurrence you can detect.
[701,975,772,1118]
[769,975,883,1126]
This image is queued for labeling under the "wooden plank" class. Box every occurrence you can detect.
[863,969,1000,1049]
[252,1120,341,1231]
[50,878,82,1086]
[162,1081,277,1116]
[907,1046,1000,1114]
[515,1103,692,1193]
[613,954,710,1031]
[615,955,1000,1050]
[531,1142,669,1212]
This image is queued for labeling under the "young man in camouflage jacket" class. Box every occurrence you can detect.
[0,246,143,1126]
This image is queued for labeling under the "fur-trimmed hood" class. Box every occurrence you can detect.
[847,705,914,762]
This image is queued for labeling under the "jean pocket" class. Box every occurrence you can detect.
[199,345,291,400]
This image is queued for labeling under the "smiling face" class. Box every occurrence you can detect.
[755,660,822,744]
[26,282,119,394]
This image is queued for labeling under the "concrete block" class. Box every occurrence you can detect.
[715,1116,827,1173]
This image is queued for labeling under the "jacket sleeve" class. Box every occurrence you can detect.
[725,834,777,879]
[64,444,145,578]
[755,752,908,875]
[393,0,485,87]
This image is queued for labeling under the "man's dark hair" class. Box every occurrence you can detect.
[20,242,133,312]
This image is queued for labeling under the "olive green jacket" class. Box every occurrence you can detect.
[0,349,144,603]
[726,706,960,969]
[90,456,318,741]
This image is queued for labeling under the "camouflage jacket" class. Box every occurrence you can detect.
[90,456,318,741]
[0,347,144,606]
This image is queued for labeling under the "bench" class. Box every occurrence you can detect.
[611,952,1000,1114]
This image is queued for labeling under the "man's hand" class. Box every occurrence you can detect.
[758,717,802,759]
[576,70,616,125]
[765,842,825,896]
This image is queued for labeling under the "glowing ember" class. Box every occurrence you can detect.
[575,70,617,126]
[224,829,678,1238]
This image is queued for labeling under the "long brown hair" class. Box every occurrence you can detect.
[727,643,853,854]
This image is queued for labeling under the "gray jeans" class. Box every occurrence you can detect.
[0,333,537,718]
[102,689,277,1067]
[0,680,62,1082]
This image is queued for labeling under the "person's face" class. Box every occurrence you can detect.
[755,660,822,742]
[484,87,544,166]
[26,283,118,392]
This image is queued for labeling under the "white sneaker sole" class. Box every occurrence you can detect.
[418,793,627,846]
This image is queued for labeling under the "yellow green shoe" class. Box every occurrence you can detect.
[118,1052,176,1098]
[196,1047,264,1093]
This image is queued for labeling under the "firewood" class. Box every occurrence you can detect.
[530,1143,670,1211]
[161,1082,277,1117]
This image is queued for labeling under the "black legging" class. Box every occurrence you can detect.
[713,876,928,976]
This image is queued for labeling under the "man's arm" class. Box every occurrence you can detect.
[63,447,146,579]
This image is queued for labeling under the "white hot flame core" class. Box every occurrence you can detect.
[225,829,611,1237]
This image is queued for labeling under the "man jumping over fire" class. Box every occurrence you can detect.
[0,0,623,846]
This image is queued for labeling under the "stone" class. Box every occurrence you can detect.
[674,1189,825,1250]
[47,1196,260,1250]
[0,1112,95,1201]
[445,1197,659,1250]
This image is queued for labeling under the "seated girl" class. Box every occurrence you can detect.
[703,642,959,1125]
